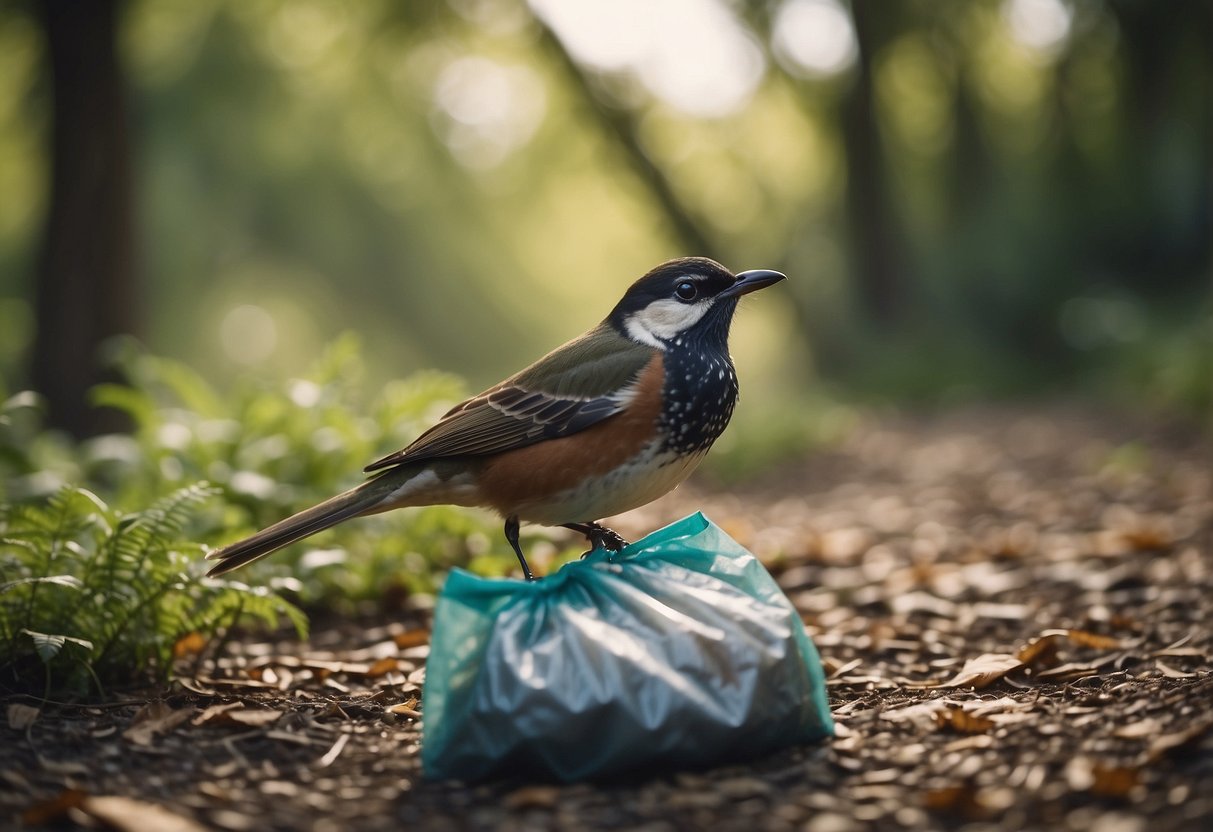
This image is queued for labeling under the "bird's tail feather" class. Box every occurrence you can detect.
[205,482,387,577]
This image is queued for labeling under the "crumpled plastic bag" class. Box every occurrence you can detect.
[421,512,834,782]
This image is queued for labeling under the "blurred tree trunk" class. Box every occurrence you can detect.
[532,20,720,262]
[31,0,137,437]
[840,0,908,326]
[1105,0,1212,285]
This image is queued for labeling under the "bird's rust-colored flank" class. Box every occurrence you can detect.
[477,353,665,517]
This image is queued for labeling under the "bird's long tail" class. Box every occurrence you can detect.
[205,480,390,577]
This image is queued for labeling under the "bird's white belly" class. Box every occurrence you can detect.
[516,443,705,526]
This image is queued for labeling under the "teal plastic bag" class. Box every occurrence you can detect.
[421,513,834,782]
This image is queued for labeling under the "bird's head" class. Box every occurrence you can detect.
[607,257,786,348]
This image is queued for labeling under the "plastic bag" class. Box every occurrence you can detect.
[421,512,834,782]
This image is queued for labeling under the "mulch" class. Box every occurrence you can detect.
[3,405,1210,831]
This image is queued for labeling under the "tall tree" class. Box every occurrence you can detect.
[840,0,909,326]
[31,0,136,436]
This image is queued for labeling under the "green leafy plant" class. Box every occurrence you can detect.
[0,337,540,697]
[0,483,305,696]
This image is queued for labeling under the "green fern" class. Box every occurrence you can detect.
[0,336,506,697]
[0,483,305,696]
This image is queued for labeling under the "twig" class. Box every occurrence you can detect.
[317,732,350,768]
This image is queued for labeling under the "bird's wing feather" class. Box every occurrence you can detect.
[364,325,655,472]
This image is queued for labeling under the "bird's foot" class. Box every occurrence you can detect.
[563,522,629,554]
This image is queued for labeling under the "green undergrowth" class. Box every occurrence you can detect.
[1,483,305,695]
[0,336,525,696]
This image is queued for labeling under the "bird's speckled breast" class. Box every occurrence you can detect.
[657,339,739,456]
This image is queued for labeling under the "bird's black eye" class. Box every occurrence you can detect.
[674,281,697,301]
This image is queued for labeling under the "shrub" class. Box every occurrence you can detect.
[0,336,518,696]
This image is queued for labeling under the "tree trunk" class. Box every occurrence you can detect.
[840,0,907,326]
[31,0,137,437]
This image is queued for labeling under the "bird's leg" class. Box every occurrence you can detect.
[504,516,535,581]
[562,521,629,552]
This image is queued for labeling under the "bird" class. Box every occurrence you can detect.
[205,257,785,581]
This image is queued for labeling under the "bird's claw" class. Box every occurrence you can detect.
[588,526,628,552]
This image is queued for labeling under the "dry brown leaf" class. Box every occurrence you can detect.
[881,700,958,723]
[1146,716,1213,763]
[1033,651,1122,680]
[225,708,284,727]
[921,784,989,818]
[1065,629,1123,650]
[192,702,241,726]
[1113,717,1163,739]
[84,795,209,832]
[503,785,562,810]
[826,658,863,678]
[1153,647,1207,659]
[393,628,430,649]
[172,631,207,659]
[21,788,88,826]
[1089,765,1140,798]
[1119,525,1173,551]
[930,653,1024,689]
[935,707,995,734]
[1017,634,1063,667]
[123,701,194,746]
[192,675,278,690]
[1155,661,1197,679]
[366,657,399,678]
[7,702,39,730]
[388,696,421,717]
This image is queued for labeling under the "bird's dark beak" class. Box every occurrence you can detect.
[720,269,786,299]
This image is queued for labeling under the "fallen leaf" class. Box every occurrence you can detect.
[928,653,1025,689]
[882,700,959,723]
[123,701,194,746]
[935,707,995,734]
[1017,634,1063,667]
[504,785,561,810]
[826,658,863,678]
[192,702,242,726]
[1146,716,1213,763]
[388,702,421,719]
[172,631,207,659]
[393,629,430,649]
[1065,629,1123,650]
[366,657,399,678]
[1153,647,1206,659]
[7,703,39,730]
[192,676,278,690]
[1113,717,1163,739]
[1033,653,1121,680]
[921,784,989,818]
[1090,765,1140,798]
[1155,661,1196,679]
[21,788,88,826]
[84,795,209,832]
[224,708,283,727]
[1119,525,1173,551]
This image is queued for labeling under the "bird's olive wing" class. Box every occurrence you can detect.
[363,328,655,472]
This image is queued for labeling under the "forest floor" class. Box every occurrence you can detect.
[3,404,1211,831]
